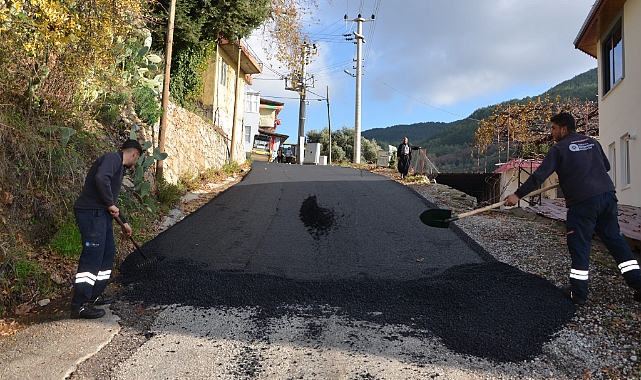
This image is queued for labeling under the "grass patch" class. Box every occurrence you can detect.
[49,220,81,259]
[157,179,187,211]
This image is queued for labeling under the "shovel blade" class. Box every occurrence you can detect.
[419,209,452,228]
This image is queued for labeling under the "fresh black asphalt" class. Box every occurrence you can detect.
[119,161,576,363]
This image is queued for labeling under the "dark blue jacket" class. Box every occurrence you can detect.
[74,151,128,223]
[515,132,614,207]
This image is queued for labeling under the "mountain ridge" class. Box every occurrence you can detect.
[363,67,597,172]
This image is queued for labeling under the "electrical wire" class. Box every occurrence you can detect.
[362,67,481,122]
[364,0,382,63]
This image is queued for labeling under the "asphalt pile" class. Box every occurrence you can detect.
[118,255,575,363]
[299,195,335,240]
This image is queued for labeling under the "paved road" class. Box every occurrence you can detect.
[110,162,574,379]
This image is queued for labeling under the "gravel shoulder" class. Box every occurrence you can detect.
[68,170,641,379]
[408,180,641,379]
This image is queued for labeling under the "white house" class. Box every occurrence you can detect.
[244,88,261,158]
[575,0,641,207]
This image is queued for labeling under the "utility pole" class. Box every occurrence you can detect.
[326,86,332,165]
[285,42,316,165]
[297,45,307,165]
[231,38,242,162]
[156,0,176,181]
[345,13,375,164]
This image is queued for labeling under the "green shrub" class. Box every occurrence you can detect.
[222,161,242,176]
[49,220,81,259]
[178,171,201,191]
[96,91,129,126]
[13,259,40,279]
[132,86,163,126]
[157,179,186,210]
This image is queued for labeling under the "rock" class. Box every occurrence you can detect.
[38,299,50,307]
[50,273,64,284]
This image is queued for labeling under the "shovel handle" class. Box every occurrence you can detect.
[452,184,559,221]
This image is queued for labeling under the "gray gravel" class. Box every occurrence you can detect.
[411,182,641,379]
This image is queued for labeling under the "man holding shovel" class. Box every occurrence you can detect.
[70,140,142,318]
[504,112,641,305]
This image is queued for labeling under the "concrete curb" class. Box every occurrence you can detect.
[0,305,120,380]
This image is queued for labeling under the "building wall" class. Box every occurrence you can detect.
[597,0,641,207]
[244,90,260,156]
[200,45,247,164]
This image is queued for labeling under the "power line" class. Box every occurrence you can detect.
[364,0,382,63]
[362,67,481,122]
[309,19,342,39]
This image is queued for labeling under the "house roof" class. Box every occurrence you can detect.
[574,0,626,58]
[218,40,263,75]
[493,159,542,173]
[260,98,285,108]
[258,128,289,141]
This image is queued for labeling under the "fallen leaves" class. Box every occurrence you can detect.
[14,303,32,316]
[0,319,20,336]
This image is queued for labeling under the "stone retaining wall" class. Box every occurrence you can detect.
[148,102,244,185]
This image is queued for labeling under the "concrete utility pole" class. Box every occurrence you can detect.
[326,86,332,165]
[286,43,316,165]
[297,45,307,165]
[345,14,375,164]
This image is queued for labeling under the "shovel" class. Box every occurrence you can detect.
[114,215,161,267]
[420,184,559,228]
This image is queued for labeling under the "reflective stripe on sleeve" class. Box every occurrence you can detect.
[75,272,97,285]
[570,268,589,281]
[618,260,641,274]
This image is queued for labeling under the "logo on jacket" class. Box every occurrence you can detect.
[568,142,594,152]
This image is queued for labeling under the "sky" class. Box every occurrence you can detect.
[245,0,598,143]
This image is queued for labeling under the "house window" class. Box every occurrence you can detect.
[245,126,252,144]
[245,92,259,113]
[620,134,631,188]
[602,20,623,94]
[219,60,228,86]
[608,143,616,187]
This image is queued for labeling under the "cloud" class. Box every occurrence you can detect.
[246,0,597,136]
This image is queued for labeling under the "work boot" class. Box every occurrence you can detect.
[90,295,115,305]
[70,304,106,319]
[561,285,587,305]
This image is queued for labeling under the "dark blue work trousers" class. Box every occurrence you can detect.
[566,191,641,301]
[71,209,115,309]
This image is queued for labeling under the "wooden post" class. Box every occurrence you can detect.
[156,0,176,181]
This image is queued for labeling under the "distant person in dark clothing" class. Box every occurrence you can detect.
[504,112,641,305]
[397,137,412,179]
[276,148,283,163]
[285,147,293,164]
[70,140,142,319]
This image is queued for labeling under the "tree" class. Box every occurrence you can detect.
[1,0,147,111]
[307,126,382,164]
[475,96,599,163]
[149,0,318,107]
[260,0,319,73]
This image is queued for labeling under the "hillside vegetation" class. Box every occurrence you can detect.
[363,67,598,173]
[0,0,318,319]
